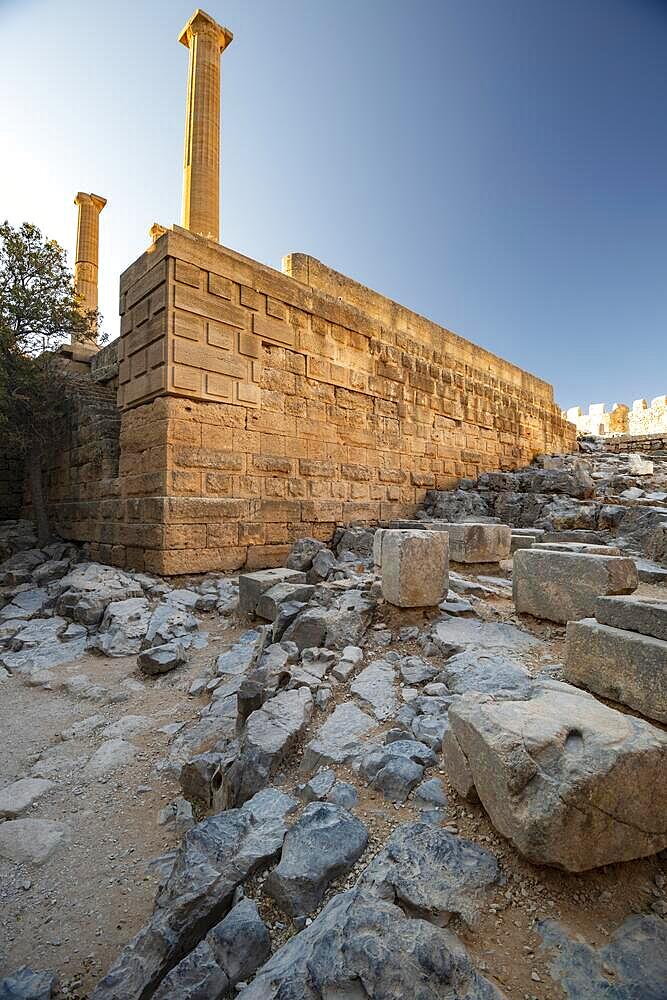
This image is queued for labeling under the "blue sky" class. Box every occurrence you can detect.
[2,0,665,410]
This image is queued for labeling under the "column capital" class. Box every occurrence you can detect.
[178,9,233,51]
[74,192,107,214]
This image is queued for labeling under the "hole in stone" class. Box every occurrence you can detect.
[564,728,584,753]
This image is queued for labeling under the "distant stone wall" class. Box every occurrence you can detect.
[566,396,667,437]
[0,451,24,521]
[112,226,575,574]
[601,432,667,453]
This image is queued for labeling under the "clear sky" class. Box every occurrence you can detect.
[2,0,665,411]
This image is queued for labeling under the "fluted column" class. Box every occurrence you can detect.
[179,9,233,243]
[73,191,106,341]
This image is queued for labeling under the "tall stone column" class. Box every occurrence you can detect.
[179,9,233,243]
[73,191,106,341]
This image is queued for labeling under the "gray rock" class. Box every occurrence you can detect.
[308,548,337,582]
[301,701,376,771]
[238,568,307,616]
[286,537,327,572]
[9,617,67,649]
[595,594,667,641]
[93,788,297,1000]
[0,818,68,865]
[138,642,188,676]
[59,714,104,741]
[288,648,337,691]
[335,526,374,558]
[158,798,195,835]
[443,680,667,870]
[411,713,449,750]
[443,522,511,563]
[91,598,151,657]
[101,715,151,740]
[237,888,505,999]
[215,630,263,676]
[440,650,533,698]
[350,659,397,720]
[0,778,53,819]
[32,558,71,584]
[414,777,448,808]
[332,644,363,682]
[281,607,329,651]
[84,739,135,778]
[326,780,358,809]
[265,802,368,917]
[297,768,336,803]
[53,563,143,625]
[0,637,86,677]
[144,603,200,649]
[360,740,436,802]
[0,588,52,622]
[227,687,313,804]
[399,656,438,685]
[359,822,499,927]
[537,913,667,1000]
[255,582,316,622]
[0,966,58,1000]
[565,618,667,723]
[433,617,542,657]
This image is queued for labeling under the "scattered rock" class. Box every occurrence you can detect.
[0,818,68,865]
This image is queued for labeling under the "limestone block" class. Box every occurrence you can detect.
[443,681,667,870]
[565,618,667,722]
[532,542,621,556]
[238,568,307,616]
[381,530,449,608]
[513,550,638,624]
[442,523,511,563]
[628,454,654,475]
[595,595,667,641]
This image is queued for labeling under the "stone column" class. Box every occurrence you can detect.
[179,9,233,243]
[73,191,106,340]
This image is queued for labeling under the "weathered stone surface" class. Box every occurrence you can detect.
[326,780,358,809]
[84,739,136,778]
[255,582,315,622]
[0,966,58,1000]
[433,618,541,657]
[215,629,263,676]
[138,642,188,676]
[0,818,68,865]
[537,913,667,1000]
[332,644,363,681]
[443,680,667,870]
[288,647,336,691]
[228,688,313,804]
[237,888,506,999]
[565,618,667,723]
[440,651,533,698]
[152,898,270,1000]
[0,589,52,622]
[93,788,297,1000]
[91,598,151,657]
[595,594,667,641]
[54,564,143,625]
[265,802,368,917]
[301,702,376,771]
[238,568,307,616]
[399,656,438,685]
[380,529,449,607]
[286,537,327,572]
[350,659,397,720]
[359,822,499,927]
[444,522,511,563]
[533,541,621,556]
[513,550,638,624]
[628,454,654,475]
[9,617,67,649]
[0,778,53,819]
[281,607,329,651]
[143,604,200,649]
[359,739,436,802]
[297,767,336,803]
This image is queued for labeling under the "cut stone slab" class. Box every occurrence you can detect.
[533,541,621,556]
[440,651,534,698]
[433,617,541,657]
[301,701,376,771]
[255,582,315,622]
[226,687,313,804]
[0,818,67,865]
[380,529,449,608]
[265,802,368,917]
[443,522,511,563]
[628,454,654,475]
[237,888,506,1000]
[565,618,667,723]
[635,558,667,584]
[350,659,397,720]
[238,568,307,617]
[443,680,667,870]
[0,778,53,819]
[92,788,297,1000]
[513,549,638,624]
[359,822,499,927]
[595,595,667,641]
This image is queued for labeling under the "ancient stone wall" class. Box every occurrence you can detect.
[113,226,575,574]
[0,451,24,521]
[566,396,667,437]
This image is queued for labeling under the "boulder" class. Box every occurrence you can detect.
[595,595,667,641]
[143,604,200,649]
[443,523,511,563]
[237,888,506,999]
[138,642,188,676]
[358,822,499,927]
[0,778,53,819]
[443,680,667,870]
[380,529,449,608]
[286,537,327,572]
[53,563,143,625]
[91,598,152,657]
[238,568,307,617]
[0,966,58,1000]
[93,789,297,1000]
[265,802,368,917]
[0,818,68,865]
[565,618,667,723]
[513,550,638,623]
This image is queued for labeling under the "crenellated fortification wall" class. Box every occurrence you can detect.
[565,396,667,437]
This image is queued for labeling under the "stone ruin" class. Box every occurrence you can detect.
[566,395,667,439]
[1,8,666,1000]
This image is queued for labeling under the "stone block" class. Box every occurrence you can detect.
[595,595,667,641]
[565,618,667,722]
[255,582,316,621]
[513,549,638,624]
[381,529,449,608]
[238,568,307,616]
[442,523,511,563]
[532,541,621,556]
[628,454,653,475]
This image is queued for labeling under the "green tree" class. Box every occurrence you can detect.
[0,221,101,543]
